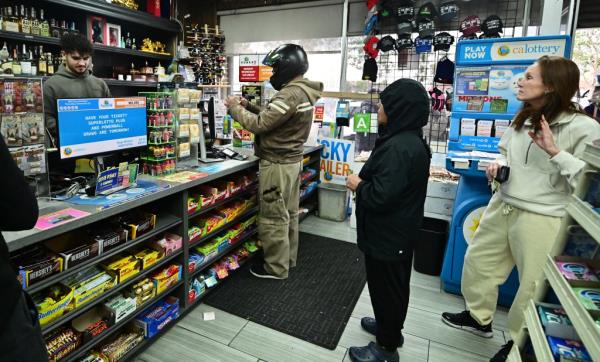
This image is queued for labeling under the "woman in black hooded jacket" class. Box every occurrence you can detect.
[346,79,431,362]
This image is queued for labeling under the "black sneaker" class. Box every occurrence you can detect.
[250,263,285,280]
[490,341,513,362]
[441,310,493,338]
[360,317,404,347]
[349,342,399,362]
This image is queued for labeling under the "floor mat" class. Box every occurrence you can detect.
[203,232,366,350]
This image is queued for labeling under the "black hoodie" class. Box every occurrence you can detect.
[355,79,431,260]
[0,134,39,328]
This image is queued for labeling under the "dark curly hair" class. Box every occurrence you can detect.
[60,33,94,56]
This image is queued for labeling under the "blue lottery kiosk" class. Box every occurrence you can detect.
[440,35,571,307]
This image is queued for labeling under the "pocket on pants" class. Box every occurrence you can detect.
[260,186,288,223]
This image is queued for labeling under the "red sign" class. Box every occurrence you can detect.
[240,66,259,82]
[313,105,324,122]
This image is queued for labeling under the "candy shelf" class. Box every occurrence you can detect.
[41,250,183,334]
[524,300,553,362]
[27,215,181,294]
[566,195,600,244]
[544,256,600,358]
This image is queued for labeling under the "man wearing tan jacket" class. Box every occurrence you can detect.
[225,44,323,279]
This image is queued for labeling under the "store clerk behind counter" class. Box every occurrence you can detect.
[43,33,111,174]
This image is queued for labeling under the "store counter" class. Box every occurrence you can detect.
[5,145,323,252]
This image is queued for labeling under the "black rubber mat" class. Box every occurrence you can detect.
[203,232,366,350]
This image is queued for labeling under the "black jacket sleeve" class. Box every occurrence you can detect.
[356,146,409,212]
[0,135,39,231]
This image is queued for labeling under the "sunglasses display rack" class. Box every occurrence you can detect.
[182,24,227,86]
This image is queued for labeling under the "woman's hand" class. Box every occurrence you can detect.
[528,115,561,157]
[486,162,500,182]
[346,175,362,191]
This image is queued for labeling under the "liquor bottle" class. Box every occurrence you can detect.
[53,53,61,72]
[4,6,19,32]
[120,36,125,48]
[39,9,49,37]
[50,18,60,38]
[60,20,68,36]
[0,7,4,31]
[12,47,22,75]
[69,21,77,34]
[132,38,137,50]
[47,53,55,75]
[30,7,40,36]
[20,44,32,75]
[38,46,47,75]
[29,48,37,76]
[0,42,8,64]
[125,32,132,49]
[20,5,31,34]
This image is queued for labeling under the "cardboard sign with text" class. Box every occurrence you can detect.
[317,137,355,185]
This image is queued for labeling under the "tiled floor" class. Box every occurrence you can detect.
[134,215,508,362]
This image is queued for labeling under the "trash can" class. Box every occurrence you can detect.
[414,217,449,276]
[317,183,348,221]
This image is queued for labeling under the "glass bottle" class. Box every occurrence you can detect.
[47,53,55,75]
[50,18,60,38]
[132,38,137,50]
[37,46,47,75]
[39,9,50,37]
[29,48,37,76]
[60,20,68,36]
[125,32,132,49]
[30,7,40,36]
[53,52,61,72]
[20,44,32,75]
[20,5,31,34]
[4,6,19,32]
[0,42,8,64]
[12,47,22,75]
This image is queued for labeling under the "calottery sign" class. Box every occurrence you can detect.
[456,36,570,65]
[318,138,354,185]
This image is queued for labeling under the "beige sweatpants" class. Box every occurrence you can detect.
[461,193,561,341]
[258,159,303,278]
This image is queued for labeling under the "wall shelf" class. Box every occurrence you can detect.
[0,31,173,61]
[40,0,181,33]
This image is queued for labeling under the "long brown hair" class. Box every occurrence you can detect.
[513,56,583,131]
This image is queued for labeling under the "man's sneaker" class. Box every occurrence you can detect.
[441,310,493,338]
[349,342,399,362]
[249,263,285,280]
[360,317,404,348]
[490,341,513,362]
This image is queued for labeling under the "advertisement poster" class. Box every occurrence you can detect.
[456,37,568,64]
[35,208,91,230]
[57,97,147,159]
[455,68,490,96]
[453,65,527,114]
[317,137,354,185]
[239,55,259,82]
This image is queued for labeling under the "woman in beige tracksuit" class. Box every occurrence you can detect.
[442,56,600,361]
